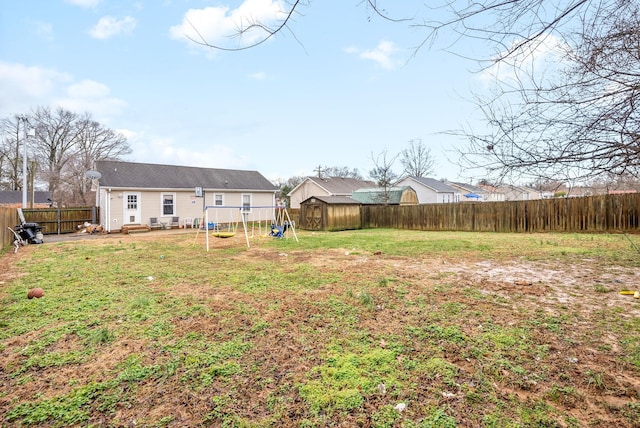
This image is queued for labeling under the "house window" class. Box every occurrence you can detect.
[127,194,137,210]
[242,194,251,212]
[162,193,175,216]
[214,194,223,206]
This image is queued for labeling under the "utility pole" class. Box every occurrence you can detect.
[314,165,323,178]
[30,160,37,209]
[17,115,29,208]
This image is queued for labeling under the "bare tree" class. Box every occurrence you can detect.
[456,0,640,183]
[278,175,305,207]
[369,149,398,204]
[1,106,131,206]
[188,1,593,61]
[319,166,363,179]
[400,138,435,178]
[30,107,86,204]
[189,1,638,182]
[0,116,26,191]
[62,118,130,205]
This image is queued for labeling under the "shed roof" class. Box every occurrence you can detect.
[95,160,277,191]
[351,186,413,204]
[301,195,360,205]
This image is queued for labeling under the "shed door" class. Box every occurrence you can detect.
[304,204,322,230]
[124,192,141,224]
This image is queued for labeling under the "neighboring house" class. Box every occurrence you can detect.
[288,176,375,209]
[350,186,418,205]
[475,184,507,202]
[445,181,490,202]
[0,191,52,208]
[475,183,557,201]
[558,185,593,197]
[94,160,277,233]
[395,177,459,204]
[496,184,537,201]
[535,188,555,199]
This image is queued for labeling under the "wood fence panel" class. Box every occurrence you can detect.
[1,206,102,251]
[21,207,98,235]
[360,194,640,234]
[287,208,299,229]
[1,207,21,250]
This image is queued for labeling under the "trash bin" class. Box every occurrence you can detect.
[16,223,43,244]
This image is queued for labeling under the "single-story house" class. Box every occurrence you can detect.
[299,195,362,231]
[395,177,459,204]
[0,191,52,208]
[495,184,536,201]
[350,186,418,205]
[94,160,277,233]
[474,184,506,202]
[288,176,375,209]
[445,181,490,202]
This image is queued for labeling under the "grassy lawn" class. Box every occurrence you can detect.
[1,229,639,427]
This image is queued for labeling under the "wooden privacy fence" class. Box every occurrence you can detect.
[21,207,99,236]
[1,207,99,250]
[4,195,640,250]
[0,207,21,250]
[361,194,640,233]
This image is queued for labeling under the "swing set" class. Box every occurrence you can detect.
[197,205,298,250]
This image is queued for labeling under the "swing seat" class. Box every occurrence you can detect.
[270,225,284,238]
[212,231,235,238]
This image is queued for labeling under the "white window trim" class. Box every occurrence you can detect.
[161,192,177,217]
[241,193,252,212]
[214,193,224,206]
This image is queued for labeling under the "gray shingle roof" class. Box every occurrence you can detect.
[0,191,51,204]
[306,177,376,195]
[406,177,456,193]
[95,160,276,191]
[446,181,488,194]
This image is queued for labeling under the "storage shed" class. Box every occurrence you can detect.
[299,196,362,231]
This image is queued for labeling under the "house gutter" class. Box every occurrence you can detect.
[105,188,111,233]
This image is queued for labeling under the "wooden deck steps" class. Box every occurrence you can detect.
[121,224,151,234]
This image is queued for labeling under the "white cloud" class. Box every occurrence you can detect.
[67,80,110,98]
[0,62,126,122]
[58,80,127,120]
[479,35,568,84]
[31,21,54,42]
[115,128,138,141]
[347,40,401,70]
[90,16,137,40]
[360,41,401,70]
[124,131,251,170]
[65,0,101,7]
[0,62,72,115]
[169,0,288,52]
[249,72,266,80]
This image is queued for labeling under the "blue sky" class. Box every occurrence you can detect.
[0,0,491,183]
